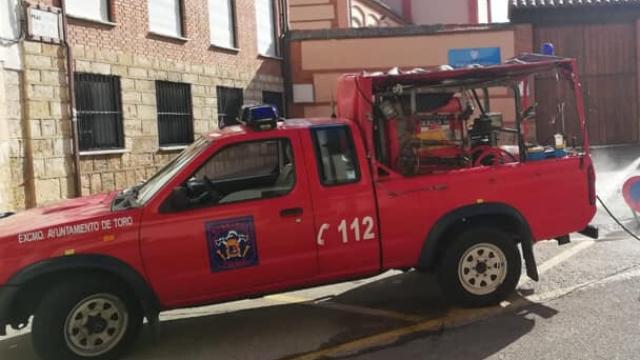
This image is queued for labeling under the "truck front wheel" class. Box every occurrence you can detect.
[31,276,142,360]
[437,227,521,307]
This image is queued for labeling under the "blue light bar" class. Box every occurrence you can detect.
[240,104,279,130]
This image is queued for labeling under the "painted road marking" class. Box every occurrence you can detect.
[518,240,595,287]
[265,294,308,304]
[269,239,599,327]
[290,264,640,360]
[265,294,424,323]
[536,240,595,275]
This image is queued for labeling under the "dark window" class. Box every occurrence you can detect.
[188,139,294,205]
[262,91,284,117]
[217,86,243,128]
[156,81,194,147]
[74,73,124,151]
[312,126,360,186]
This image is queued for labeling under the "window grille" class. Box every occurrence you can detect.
[156,81,194,146]
[217,86,243,128]
[74,73,124,151]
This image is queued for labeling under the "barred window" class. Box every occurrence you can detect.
[74,73,124,151]
[156,81,194,147]
[217,86,243,128]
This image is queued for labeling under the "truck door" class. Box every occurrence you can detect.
[302,124,380,280]
[140,132,318,307]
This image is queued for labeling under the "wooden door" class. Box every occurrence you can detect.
[534,22,638,145]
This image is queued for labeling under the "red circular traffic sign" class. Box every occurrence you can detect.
[622,176,640,212]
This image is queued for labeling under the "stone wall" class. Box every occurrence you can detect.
[21,41,75,206]
[5,65,28,210]
[0,64,15,211]
[10,40,284,207]
[73,44,283,196]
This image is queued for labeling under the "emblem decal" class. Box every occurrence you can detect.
[206,216,259,272]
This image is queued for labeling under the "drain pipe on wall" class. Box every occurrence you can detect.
[278,0,290,116]
[60,0,82,197]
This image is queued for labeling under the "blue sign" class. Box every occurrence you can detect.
[448,47,502,68]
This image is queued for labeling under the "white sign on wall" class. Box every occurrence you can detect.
[293,84,314,104]
[27,5,63,43]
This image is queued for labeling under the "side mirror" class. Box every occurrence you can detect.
[169,186,190,211]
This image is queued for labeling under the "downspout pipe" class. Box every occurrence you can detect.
[279,0,291,117]
[60,0,82,197]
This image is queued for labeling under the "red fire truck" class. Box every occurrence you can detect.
[0,55,597,360]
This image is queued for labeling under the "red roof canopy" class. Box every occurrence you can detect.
[357,54,576,90]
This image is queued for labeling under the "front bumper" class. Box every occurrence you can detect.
[0,285,20,336]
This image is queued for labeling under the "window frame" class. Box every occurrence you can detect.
[74,73,125,152]
[148,0,185,39]
[186,137,297,208]
[66,0,113,24]
[311,125,361,187]
[155,80,194,147]
[208,0,238,50]
[255,0,279,58]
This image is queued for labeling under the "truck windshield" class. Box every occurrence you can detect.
[135,137,212,205]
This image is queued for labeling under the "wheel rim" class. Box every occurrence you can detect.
[457,243,508,296]
[64,293,129,357]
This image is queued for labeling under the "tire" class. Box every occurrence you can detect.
[437,226,521,307]
[31,276,142,360]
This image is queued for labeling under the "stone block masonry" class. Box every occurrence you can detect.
[74,45,284,197]
[9,42,283,209]
[0,65,15,211]
[19,41,75,207]
[5,0,285,209]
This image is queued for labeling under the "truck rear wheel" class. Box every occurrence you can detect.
[437,227,521,307]
[31,276,142,360]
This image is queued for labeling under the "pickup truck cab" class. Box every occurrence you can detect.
[0,55,597,360]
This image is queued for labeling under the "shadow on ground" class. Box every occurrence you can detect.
[344,300,557,360]
[0,272,558,360]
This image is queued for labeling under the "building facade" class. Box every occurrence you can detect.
[288,0,408,30]
[286,23,533,120]
[511,0,640,145]
[3,0,285,211]
[383,0,481,25]
[1,0,24,211]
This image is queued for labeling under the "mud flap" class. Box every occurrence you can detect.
[148,312,160,344]
[521,239,539,281]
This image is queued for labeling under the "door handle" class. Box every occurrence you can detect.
[280,207,303,218]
